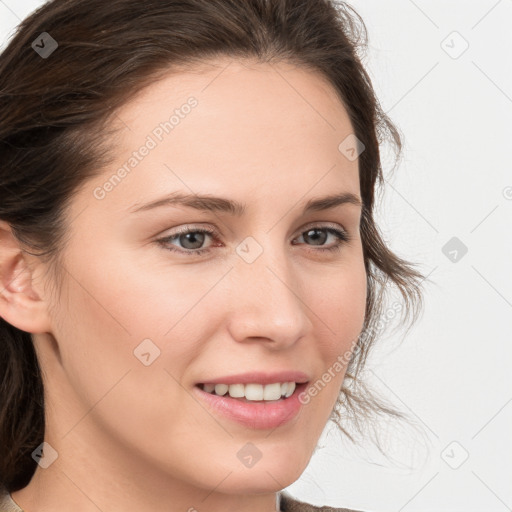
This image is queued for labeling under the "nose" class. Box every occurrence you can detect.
[225,243,314,349]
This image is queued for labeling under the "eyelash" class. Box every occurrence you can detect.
[156,224,351,257]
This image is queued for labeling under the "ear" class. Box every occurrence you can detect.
[0,220,53,334]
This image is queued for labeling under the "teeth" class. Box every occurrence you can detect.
[204,383,216,393]
[263,382,281,400]
[228,383,245,398]
[203,381,297,400]
[214,383,229,396]
[281,382,295,399]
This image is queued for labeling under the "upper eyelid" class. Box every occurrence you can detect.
[155,222,352,258]
[161,221,349,239]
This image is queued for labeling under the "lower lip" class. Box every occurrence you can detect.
[193,382,309,430]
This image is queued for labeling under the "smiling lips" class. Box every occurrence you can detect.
[194,381,309,429]
[193,370,310,428]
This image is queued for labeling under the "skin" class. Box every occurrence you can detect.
[0,57,367,512]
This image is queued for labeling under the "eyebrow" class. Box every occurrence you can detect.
[129,191,363,216]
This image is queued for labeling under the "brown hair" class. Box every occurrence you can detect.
[0,0,426,493]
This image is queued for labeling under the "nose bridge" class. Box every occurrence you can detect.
[225,234,312,345]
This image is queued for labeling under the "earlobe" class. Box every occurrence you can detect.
[0,220,52,334]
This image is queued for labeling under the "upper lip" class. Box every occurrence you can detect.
[197,370,310,386]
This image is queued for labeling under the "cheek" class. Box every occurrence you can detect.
[50,257,207,452]
[303,257,367,402]
[52,249,224,421]
[310,258,367,350]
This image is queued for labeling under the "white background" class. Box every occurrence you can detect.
[1,1,511,511]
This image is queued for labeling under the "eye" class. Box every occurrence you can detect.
[292,225,351,253]
[156,224,351,256]
[156,226,218,256]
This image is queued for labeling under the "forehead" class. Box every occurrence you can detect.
[85,57,360,212]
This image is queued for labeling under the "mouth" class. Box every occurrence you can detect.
[193,381,310,429]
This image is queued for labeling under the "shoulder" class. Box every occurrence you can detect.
[0,487,23,512]
[279,491,366,512]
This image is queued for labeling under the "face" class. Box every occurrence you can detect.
[31,58,367,502]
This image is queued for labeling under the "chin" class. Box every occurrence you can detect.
[222,459,306,494]
[215,476,295,495]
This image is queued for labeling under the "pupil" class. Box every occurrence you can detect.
[304,228,326,245]
[181,232,205,249]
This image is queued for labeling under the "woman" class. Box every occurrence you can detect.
[0,0,425,510]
